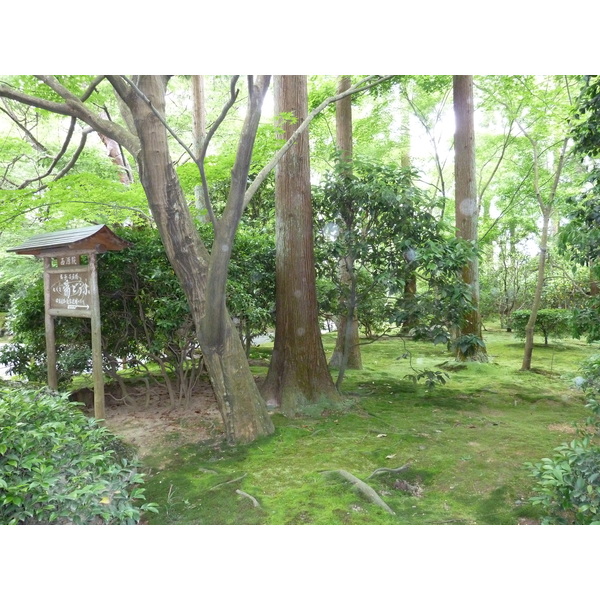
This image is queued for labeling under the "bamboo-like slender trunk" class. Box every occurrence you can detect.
[521,211,550,370]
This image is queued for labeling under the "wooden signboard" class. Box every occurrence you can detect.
[7,226,130,420]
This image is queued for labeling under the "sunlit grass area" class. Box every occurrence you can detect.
[140,324,598,525]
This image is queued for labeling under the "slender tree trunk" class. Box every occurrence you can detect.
[522,209,550,370]
[130,76,273,443]
[329,75,362,371]
[453,75,487,362]
[519,134,568,371]
[262,75,340,415]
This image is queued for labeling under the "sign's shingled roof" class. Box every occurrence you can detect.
[6,225,130,255]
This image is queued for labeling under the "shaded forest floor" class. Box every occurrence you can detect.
[101,325,598,525]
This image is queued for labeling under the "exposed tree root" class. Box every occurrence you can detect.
[367,463,412,479]
[321,469,395,515]
[209,473,247,491]
[236,489,261,508]
[198,467,219,474]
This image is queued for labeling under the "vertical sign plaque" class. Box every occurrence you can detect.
[43,253,105,419]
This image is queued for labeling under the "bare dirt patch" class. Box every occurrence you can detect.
[547,423,578,434]
[80,380,223,459]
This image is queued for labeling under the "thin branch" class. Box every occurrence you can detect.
[0,102,47,153]
[52,128,91,181]
[197,75,241,228]
[478,118,516,201]
[17,117,78,189]
[80,76,106,101]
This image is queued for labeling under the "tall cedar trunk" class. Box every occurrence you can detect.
[522,210,550,370]
[453,75,487,361]
[130,76,273,443]
[262,75,340,415]
[329,75,362,370]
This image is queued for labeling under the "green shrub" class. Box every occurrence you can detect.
[527,436,600,524]
[527,358,600,524]
[510,308,572,345]
[0,281,16,312]
[0,387,157,524]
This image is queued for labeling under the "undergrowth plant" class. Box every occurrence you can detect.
[0,387,157,524]
[527,354,600,524]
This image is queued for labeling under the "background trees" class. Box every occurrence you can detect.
[2,74,598,441]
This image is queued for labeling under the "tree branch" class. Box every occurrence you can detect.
[0,101,47,153]
[32,76,140,155]
[196,75,241,228]
[17,117,79,189]
[52,128,92,181]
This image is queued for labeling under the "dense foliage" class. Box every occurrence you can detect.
[510,309,572,346]
[313,158,478,346]
[528,354,600,524]
[0,387,156,524]
[0,224,275,400]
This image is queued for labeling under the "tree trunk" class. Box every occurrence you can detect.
[262,75,341,415]
[130,76,273,443]
[329,76,362,371]
[522,210,550,370]
[453,75,487,362]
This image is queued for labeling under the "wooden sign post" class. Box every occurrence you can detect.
[8,226,130,420]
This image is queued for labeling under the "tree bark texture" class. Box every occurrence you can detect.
[128,76,273,443]
[453,75,487,361]
[262,75,341,415]
[329,76,362,371]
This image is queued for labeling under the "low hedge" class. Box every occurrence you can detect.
[510,308,572,345]
[0,387,157,524]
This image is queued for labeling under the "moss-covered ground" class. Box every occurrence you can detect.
[139,325,598,525]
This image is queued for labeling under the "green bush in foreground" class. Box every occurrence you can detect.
[527,355,600,524]
[0,387,157,524]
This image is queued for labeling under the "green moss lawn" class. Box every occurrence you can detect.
[138,325,597,525]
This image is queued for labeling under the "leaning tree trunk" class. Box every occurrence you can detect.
[453,75,487,362]
[130,76,273,444]
[262,75,341,415]
[329,75,362,371]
